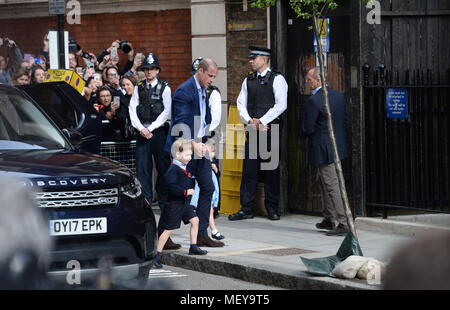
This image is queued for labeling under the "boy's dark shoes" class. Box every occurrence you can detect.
[152,260,163,269]
[164,237,181,250]
[197,235,224,247]
[189,245,208,255]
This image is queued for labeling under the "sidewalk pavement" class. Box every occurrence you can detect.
[155,210,417,290]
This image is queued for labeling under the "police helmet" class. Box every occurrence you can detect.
[191,56,203,74]
[142,53,160,70]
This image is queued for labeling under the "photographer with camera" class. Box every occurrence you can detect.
[97,40,135,76]
[94,85,126,142]
[124,52,144,81]
[68,38,98,72]
[0,37,22,85]
[104,66,125,97]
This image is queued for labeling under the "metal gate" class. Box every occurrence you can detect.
[363,64,450,217]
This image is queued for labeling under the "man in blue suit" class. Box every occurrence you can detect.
[301,67,349,236]
[164,58,224,247]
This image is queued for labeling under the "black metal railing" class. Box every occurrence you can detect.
[363,64,450,217]
[100,140,136,174]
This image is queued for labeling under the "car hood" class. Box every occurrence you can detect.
[0,149,133,188]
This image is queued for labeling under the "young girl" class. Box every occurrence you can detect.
[154,139,207,268]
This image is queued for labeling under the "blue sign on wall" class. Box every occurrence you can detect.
[386,88,408,118]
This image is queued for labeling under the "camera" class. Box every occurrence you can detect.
[2,38,9,45]
[119,40,132,54]
[68,37,91,59]
[68,38,80,53]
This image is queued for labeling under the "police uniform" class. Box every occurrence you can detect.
[129,53,171,231]
[229,46,288,221]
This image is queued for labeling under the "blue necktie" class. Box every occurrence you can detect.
[199,88,206,137]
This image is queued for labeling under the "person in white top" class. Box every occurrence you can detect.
[128,53,178,249]
[229,45,288,221]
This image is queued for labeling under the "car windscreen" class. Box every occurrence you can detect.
[0,90,70,150]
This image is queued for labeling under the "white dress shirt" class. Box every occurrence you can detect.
[208,88,222,132]
[312,85,322,95]
[129,79,172,133]
[194,76,208,138]
[236,67,288,126]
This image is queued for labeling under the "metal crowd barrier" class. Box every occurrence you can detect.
[100,140,137,174]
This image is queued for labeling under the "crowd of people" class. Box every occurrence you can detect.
[0,36,149,141]
[1,34,351,268]
[0,38,47,86]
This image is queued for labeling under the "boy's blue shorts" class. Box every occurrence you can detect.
[162,201,197,230]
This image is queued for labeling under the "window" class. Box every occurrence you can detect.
[33,87,82,130]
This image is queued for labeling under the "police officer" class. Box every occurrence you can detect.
[229,46,288,221]
[129,53,179,249]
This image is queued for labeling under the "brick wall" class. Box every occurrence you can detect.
[226,5,267,106]
[0,9,192,89]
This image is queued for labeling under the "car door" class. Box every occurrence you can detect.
[19,82,101,154]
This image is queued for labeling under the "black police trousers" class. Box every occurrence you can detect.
[239,127,280,216]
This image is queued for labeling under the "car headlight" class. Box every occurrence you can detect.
[120,177,142,198]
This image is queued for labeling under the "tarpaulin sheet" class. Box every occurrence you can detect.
[300,232,363,277]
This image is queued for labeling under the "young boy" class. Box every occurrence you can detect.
[190,138,224,241]
[153,138,207,269]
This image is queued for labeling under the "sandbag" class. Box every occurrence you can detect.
[356,258,386,281]
[332,255,369,279]
[331,255,386,283]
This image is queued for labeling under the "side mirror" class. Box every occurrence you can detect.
[62,128,82,149]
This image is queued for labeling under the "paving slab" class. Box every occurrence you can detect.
[155,211,413,290]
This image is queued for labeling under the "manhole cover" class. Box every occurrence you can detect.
[253,248,317,256]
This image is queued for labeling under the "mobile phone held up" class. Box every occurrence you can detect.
[113,96,120,108]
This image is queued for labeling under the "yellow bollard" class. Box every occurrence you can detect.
[219,106,245,215]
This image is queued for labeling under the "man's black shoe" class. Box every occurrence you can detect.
[326,224,350,236]
[315,219,335,230]
[228,210,254,221]
[268,213,280,221]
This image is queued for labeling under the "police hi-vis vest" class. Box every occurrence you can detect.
[136,79,168,126]
[246,70,279,123]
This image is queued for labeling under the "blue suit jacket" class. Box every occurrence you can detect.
[164,76,211,153]
[301,88,348,166]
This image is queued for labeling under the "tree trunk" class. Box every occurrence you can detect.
[312,15,357,239]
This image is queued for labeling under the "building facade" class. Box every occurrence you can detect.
[1,0,449,217]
